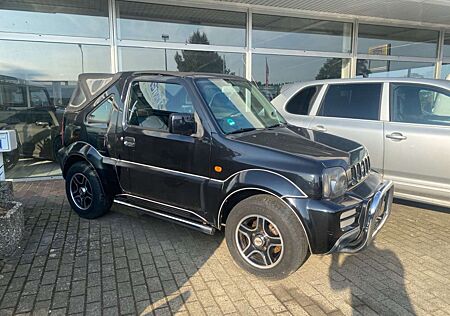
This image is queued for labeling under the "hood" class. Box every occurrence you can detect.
[231,125,366,166]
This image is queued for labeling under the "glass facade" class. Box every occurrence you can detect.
[119,47,245,76]
[252,55,348,98]
[117,2,246,47]
[443,32,450,58]
[358,24,439,58]
[252,14,352,53]
[0,0,110,38]
[0,0,448,180]
[356,60,435,78]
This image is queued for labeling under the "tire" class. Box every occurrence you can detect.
[65,161,113,219]
[225,194,309,280]
[52,135,62,162]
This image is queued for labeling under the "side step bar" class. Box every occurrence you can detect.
[114,199,216,235]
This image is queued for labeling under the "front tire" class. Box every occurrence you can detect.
[225,194,309,280]
[65,161,112,219]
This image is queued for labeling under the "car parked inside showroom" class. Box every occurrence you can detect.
[272,78,450,208]
[59,71,393,279]
[0,75,63,168]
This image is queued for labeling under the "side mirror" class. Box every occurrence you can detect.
[169,113,196,136]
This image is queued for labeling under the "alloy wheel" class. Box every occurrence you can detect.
[69,173,93,210]
[235,214,284,269]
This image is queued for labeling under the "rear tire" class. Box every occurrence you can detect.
[225,194,309,280]
[65,161,112,219]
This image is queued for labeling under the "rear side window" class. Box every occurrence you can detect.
[285,85,321,115]
[318,83,382,120]
[87,97,114,124]
[391,83,450,126]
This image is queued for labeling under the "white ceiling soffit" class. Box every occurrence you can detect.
[215,0,450,27]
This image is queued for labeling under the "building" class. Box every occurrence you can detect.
[0,0,449,180]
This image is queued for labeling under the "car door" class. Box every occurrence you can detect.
[384,83,450,206]
[272,84,322,129]
[309,83,385,173]
[118,76,211,219]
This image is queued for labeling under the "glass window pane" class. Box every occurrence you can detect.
[444,32,450,58]
[252,55,349,99]
[0,41,111,179]
[252,14,352,53]
[442,63,450,80]
[119,47,245,77]
[358,24,439,58]
[285,85,322,115]
[128,82,193,131]
[318,84,381,120]
[356,59,435,79]
[0,41,111,101]
[117,2,246,47]
[88,98,113,124]
[391,84,450,126]
[0,0,109,38]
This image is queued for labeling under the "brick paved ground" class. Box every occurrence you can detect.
[0,180,449,316]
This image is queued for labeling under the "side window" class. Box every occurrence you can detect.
[29,87,50,107]
[318,83,382,120]
[87,97,114,124]
[285,85,321,115]
[391,84,450,126]
[3,85,27,108]
[127,81,193,131]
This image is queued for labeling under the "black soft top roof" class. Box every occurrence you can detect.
[66,71,245,111]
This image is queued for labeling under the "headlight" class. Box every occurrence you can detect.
[322,167,348,199]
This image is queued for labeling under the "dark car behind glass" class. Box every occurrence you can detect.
[0,75,63,168]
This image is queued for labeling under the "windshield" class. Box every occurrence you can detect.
[195,78,286,134]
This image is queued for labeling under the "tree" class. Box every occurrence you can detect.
[315,58,371,80]
[175,31,231,74]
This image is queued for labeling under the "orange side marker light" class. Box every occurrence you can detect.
[214,166,222,173]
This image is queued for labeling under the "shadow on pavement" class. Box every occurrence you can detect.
[0,181,226,315]
[329,245,415,315]
[394,198,450,214]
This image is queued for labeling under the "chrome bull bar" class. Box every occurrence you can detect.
[330,180,394,254]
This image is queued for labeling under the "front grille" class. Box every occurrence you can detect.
[347,156,371,187]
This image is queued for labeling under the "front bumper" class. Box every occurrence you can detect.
[285,175,394,254]
[327,180,394,253]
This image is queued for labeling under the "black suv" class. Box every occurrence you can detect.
[59,72,393,279]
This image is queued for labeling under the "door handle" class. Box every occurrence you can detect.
[313,125,327,132]
[386,132,407,141]
[121,136,135,147]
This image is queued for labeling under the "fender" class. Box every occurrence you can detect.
[211,169,308,231]
[61,141,121,197]
[214,169,312,250]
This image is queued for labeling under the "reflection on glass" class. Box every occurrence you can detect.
[252,14,352,53]
[442,64,450,80]
[0,41,111,178]
[0,0,109,38]
[444,32,450,58]
[356,59,435,78]
[0,40,111,106]
[252,55,348,99]
[117,1,246,47]
[358,24,438,58]
[119,46,245,77]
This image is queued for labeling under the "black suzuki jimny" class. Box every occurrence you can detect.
[59,71,393,279]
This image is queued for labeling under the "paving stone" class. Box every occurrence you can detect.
[0,180,448,315]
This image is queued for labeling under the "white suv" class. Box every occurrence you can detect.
[272,78,450,208]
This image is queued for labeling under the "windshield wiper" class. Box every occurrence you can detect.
[227,127,257,135]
